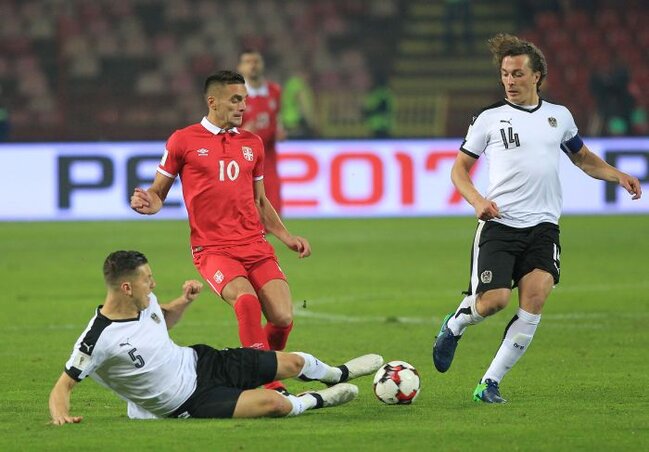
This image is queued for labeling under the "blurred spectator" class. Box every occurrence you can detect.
[630,106,648,135]
[443,0,474,54]
[281,70,318,138]
[363,75,394,138]
[0,106,9,141]
[237,49,285,214]
[0,85,8,141]
[589,58,635,136]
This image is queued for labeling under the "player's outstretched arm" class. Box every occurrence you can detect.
[49,372,82,426]
[130,173,175,215]
[569,145,642,200]
[160,280,203,329]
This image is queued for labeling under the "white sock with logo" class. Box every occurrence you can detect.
[446,294,485,336]
[293,352,342,384]
[285,393,319,416]
[482,308,541,383]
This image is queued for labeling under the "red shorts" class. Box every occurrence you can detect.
[192,239,286,296]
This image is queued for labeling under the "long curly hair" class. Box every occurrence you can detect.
[488,33,548,90]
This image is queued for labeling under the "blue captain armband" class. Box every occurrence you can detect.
[561,134,584,154]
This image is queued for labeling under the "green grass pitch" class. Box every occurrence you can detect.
[1,216,648,451]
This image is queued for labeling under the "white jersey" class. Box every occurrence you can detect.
[461,99,580,228]
[64,294,197,419]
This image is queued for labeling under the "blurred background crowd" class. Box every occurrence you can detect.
[0,0,647,142]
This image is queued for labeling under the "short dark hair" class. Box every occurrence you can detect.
[103,250,148,287]
[204,71,245,94]
[488,33,548,89]
[239,48,261,58]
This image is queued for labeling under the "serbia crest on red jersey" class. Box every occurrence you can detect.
[242,146,254,161]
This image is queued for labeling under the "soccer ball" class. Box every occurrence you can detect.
[373,360,420,405]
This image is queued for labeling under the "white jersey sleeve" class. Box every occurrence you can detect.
[561,107,578,142]
[65,311,111,381]
[461,109,493,158]
[558,106,583,155]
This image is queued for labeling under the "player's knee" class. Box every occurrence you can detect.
[278,352,304,377]
[268,312,293,327]
[521,294,547,314]
[261,392,292,417]
[477,291,510,316]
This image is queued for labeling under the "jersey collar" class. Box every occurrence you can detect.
[200,117,240,135]
[245,82,269,97]
[96,305,141,322]
[504,98,543,113]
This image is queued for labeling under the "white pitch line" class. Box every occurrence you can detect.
[292,308,648,326]
[4,279,647,333]
[294,309,434,324]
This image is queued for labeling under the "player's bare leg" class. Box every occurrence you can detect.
[258,279,293,330]
[230,351,378,418]
[258,279,295,393]
[517,269,553,315]
[275,351,383,385]
[232,383,359,418]
[222,277,271,350]
[222,277,288,393]
[475,288,512,317]
[232,389,293,418]
[475,270,552,403]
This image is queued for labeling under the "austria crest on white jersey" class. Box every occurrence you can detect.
[461,99,580,228]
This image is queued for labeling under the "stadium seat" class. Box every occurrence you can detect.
[563,10,590,30]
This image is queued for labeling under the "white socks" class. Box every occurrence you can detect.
[285,352,346,416]
[286,394,318,416]
[446,294,485,336]
[293,352,343,384]
[482,308,541,383]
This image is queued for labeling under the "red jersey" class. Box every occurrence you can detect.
[243,81,281,149]
[157,117,266,248]
[243,81,282,212]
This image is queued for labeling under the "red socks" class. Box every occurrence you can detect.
[265,321,293,351]
[234,295,293,393]
[233,294,269,350]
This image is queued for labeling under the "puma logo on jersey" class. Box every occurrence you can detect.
[119,339,132,347]
[500,119,512,125]
[81,342,94,353]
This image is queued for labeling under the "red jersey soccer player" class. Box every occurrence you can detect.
[237,50,285,215]
[130,71,311,394]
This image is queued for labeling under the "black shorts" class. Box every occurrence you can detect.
[465,221,561,295]
[170,345,278,419]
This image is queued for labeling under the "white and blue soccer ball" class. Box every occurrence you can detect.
[373,360,420,405]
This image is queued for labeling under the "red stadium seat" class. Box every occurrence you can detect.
[595,9,621,28]
[606,29,632,48]
[564,10,590,30]
[535,11,561,30]
[576,30,603,51]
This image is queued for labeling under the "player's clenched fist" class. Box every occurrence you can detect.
[182,280,203,303]
[131,187,161,215]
